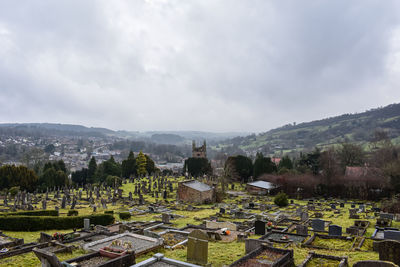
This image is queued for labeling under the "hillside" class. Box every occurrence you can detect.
[218,103,400,156]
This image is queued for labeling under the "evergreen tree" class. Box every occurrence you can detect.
[253,153,277,178]
[136,151,147,177]
[87,156,97,183]
[121,151,136,178]
[278,156,293,170]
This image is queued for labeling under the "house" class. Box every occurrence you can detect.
[246,180,279,195]
[177,180,215,204]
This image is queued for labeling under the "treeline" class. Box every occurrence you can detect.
[225,137,400,198]
[0,151,158,192]
[71,151,158,186]
[0,160,68,192]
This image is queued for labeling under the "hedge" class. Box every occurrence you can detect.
[67,210,78,216]
[0,214,115,231]
[119,212,131,220]
[104,210,114,214]
[0,210,59,217]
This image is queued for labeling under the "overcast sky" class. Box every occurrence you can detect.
[1,1,400,133]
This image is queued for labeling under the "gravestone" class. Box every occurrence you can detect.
[187,230,208,265]
[32,248,63,267]
[340,203,345,208]
[42,199,47,210]
[381,213,395,220]
[311,219,325,232]
[351,204,356,208]
[84,218,90,231]
[373,240,400,265]
[301,212,309,222]
[384,230,400,241]
[329,225,342,236]
[61,196,66,209]
[219,208,225,214]
[296,224,308,235]
[162,213,170,224]
[254,220,266,235]
[331,204,336,209]
[71,197,76,210]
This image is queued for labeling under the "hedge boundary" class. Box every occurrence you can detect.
[0,210,59,217]
[0,214,114,231]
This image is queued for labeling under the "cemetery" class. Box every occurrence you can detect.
[0,176,399,266]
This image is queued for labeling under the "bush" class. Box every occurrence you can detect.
[1,210,59,217]
[104,210,114,214]
[274,192,288,207]
[119,212,131,220]
[67,210,78,216]
[0,214,114,231]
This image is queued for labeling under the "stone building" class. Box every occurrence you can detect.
[192,140,207,158]
[177,180,214,204]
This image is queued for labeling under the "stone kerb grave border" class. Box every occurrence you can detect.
[229,244,294,267]
[303,233,356,251]
[298,251,348,267]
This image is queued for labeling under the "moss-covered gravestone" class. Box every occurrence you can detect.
[373,240,400,265]
[187,229,208,265]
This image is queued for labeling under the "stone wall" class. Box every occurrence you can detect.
[177,184,213,204]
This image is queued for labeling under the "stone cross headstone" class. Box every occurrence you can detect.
[187,229,208,265]
[254,220,266,235]
[329,225,342,236]
[311,219,325,232]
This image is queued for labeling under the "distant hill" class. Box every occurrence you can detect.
[0,123,250,143]
[0,123,114,138]
[218,103,400,156]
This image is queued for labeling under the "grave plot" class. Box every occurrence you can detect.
[303,233,355,251]
[260,231,308,244]
[83,233,163,256]
[133,253,201,267]
[299,251,348,267]
[158,230,189,249]
[0,232,23,249]
[346,220,370,236]
[230,245,294,267]
[371,227,400,240]
[65,250,135,267]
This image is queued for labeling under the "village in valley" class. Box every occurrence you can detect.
[0,138,399,267]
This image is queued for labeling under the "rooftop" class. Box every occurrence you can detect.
[183,180,212,192]
[247,180,277,190]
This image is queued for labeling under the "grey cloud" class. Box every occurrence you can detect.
[0,1,399,132]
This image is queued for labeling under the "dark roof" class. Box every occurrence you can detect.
[247,181,277,190]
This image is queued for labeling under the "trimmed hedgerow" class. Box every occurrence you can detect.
[0,210,59,217]
[67,210,78,216]
[119,212,131,220]
[104,210,114,214]
[0,214,114,231]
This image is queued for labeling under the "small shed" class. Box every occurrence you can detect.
[246,181,278,195]
[177,180,215,204]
